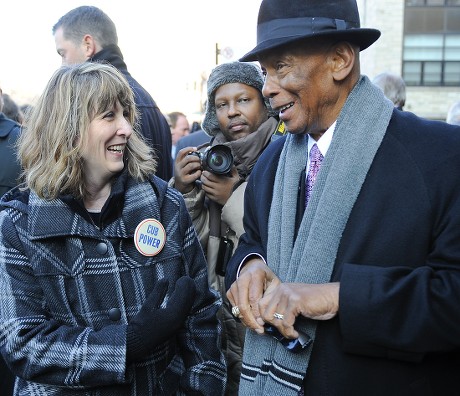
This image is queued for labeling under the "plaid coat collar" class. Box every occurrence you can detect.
[24,175,167,240]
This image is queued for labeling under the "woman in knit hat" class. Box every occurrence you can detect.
[170,61,279,395]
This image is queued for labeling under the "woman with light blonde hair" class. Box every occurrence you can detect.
[19,62,155,201]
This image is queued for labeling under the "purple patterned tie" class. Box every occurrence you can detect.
[305,143,324,207]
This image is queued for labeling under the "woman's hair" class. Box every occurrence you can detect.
[18,62,157,200]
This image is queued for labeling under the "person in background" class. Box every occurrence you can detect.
[1,93,24,125]
[171,61,278,395]
[168,111,190,159]
[225,0,460,395]
[53,5,173,181]
[0,62,226,395]
[446,100,460,125]
[372,71,406,110]
[0,87,21,198]
[190,120,202,133]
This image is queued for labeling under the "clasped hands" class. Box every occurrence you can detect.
[226,258,340,340]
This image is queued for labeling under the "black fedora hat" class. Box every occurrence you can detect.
[240,0,381,62]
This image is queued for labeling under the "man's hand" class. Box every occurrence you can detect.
[259,282,340,339]
[174,147,202,194]
[201,166,241,206]
[226,257,280,334]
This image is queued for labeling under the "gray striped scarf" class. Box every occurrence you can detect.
[239,76,394,395]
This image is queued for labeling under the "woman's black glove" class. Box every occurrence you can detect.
[126,276,196,362]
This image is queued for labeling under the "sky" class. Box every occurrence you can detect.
[0,0,262,117]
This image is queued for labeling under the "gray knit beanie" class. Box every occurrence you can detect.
[202,61,275,137]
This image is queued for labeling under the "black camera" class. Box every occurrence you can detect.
[189,144,234,175]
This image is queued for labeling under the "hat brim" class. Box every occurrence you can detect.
[240,28,381,62]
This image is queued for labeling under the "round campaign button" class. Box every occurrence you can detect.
[134,218,166,256]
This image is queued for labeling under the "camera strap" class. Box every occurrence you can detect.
[207,200,234,276]
[208,200,223,238]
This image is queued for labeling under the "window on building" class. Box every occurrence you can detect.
[403,1,460,86]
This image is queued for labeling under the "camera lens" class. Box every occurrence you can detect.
[204,145,233,175]
[210,152,224,167]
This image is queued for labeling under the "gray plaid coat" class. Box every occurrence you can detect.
[0,175,226,395]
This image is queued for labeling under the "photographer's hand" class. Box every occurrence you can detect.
[174,147,202,194]
[201,166,240,206]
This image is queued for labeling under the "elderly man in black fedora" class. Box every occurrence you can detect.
[226,0,460,395]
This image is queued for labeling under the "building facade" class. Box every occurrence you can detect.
[357,0,460,120]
